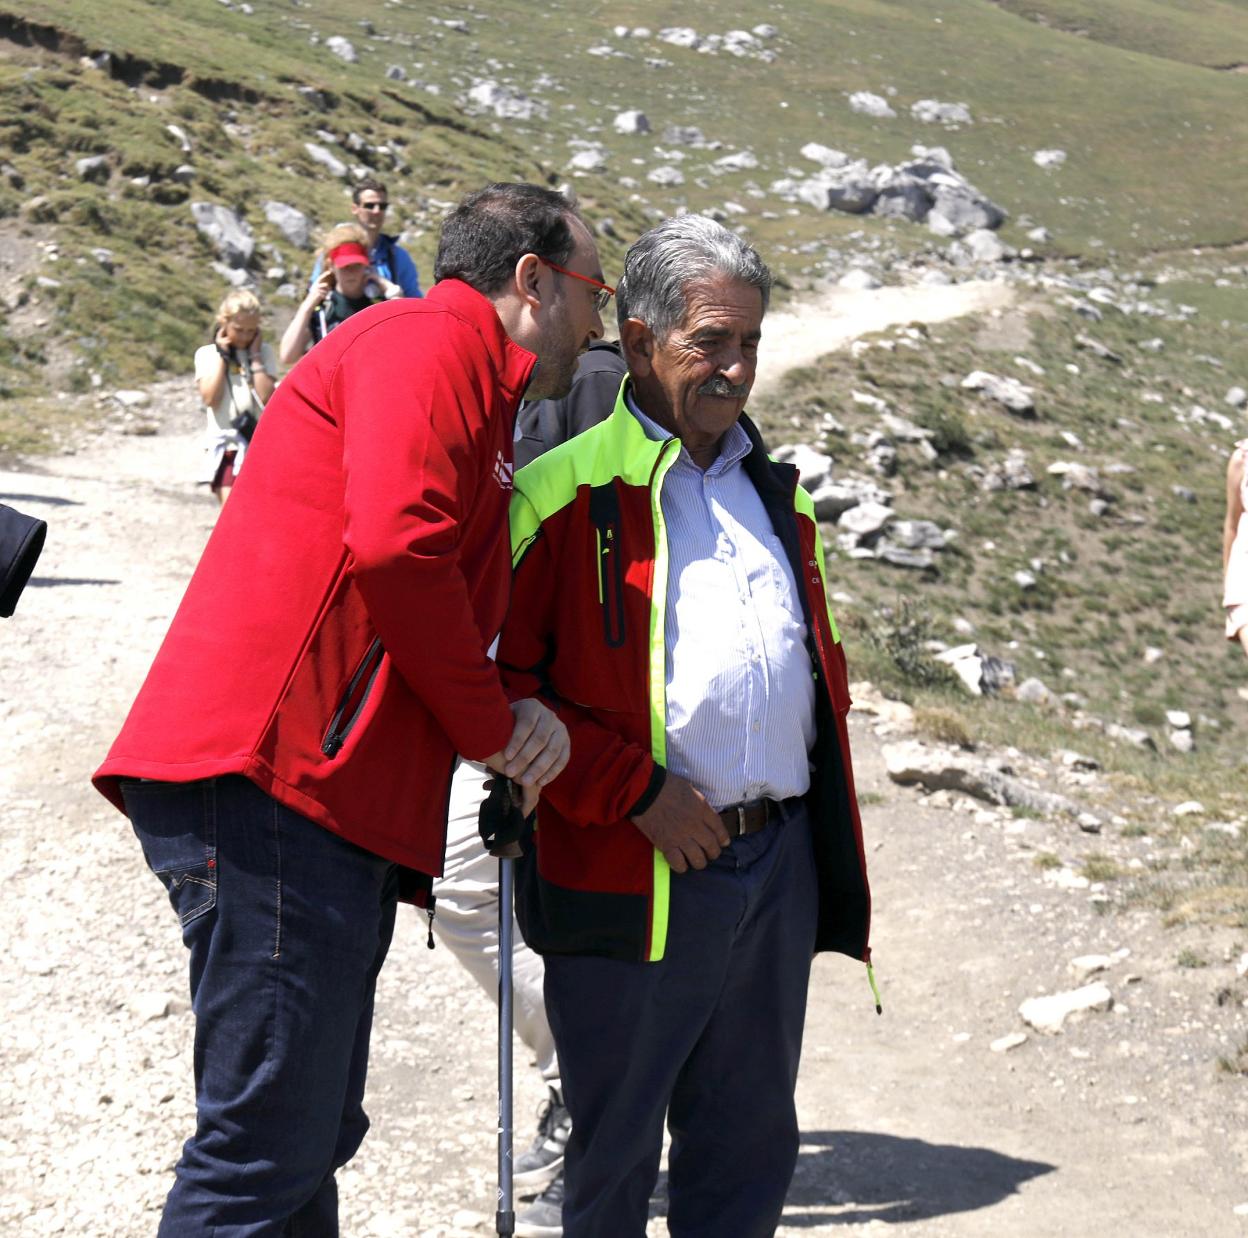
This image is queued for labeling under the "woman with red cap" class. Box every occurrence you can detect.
[278,223,401,364]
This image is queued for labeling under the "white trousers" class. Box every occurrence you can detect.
[434,762,559,1089]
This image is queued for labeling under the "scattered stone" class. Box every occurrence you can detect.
[848,91,896,119]
[882,740,1078,817]
[263,201,312,250]
[1070,955,1114,983]
[1105,723,1155,751]
[1047,461,1109,497]
[714,150,759,172]
[1226,386,1247,410]
[955,228,1011,264]
[113,390,151,409]
[1172,800,1205,817]
[883,519,947,551]
[982,450,1036,493]
[838,500,894,539]
[325,35,358,63]
[189,202,254,268]
[1019,983,1112,1034]
[809,478,888,522]
[1165,710,1192,730]
[567,144,608,172]
[800,143,850,168]
[962,371,1035,416]
[1075,334,1123,364]
[129,992,172,1022]
[647,165,685,186]
[1033,149,1067,170]
[1016,677,1052,705]
[839,267,881,291]
[849,681,916,730]
[165,123,192,153]
[773,444,834,491]
[75,154,110,183]
[911,99,972,125]
[990,1032,1028,1053]
[613,110,650,135]
[297,85,329,111]
[1077,812,1103,834]
[304,143,348,178]
[466,81,544,121]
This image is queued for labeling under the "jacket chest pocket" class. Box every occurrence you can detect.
[589,483,626,649]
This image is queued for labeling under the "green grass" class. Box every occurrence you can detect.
[2,0,1247,411]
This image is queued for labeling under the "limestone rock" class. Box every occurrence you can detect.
[773,444,834,491]
[263,201,312,249]
[304,143,347,178]
[1016,677,1052,705]
[848,91,896,119]
[190,202,254,268]
[911,99,972,125]
[962,371,1035,416]
[1033,149,1067,170]
[1227,386,1247,409]
[800,143,850,168]
[838,501,894,539]
[466,81,544,121]
[1019,983,1113,1034]
[75,154,110,183]
[325,35,358,63]
[613,110,650,135]
[1070,954,1114,983]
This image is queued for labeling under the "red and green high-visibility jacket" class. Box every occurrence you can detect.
[497,382,872,966]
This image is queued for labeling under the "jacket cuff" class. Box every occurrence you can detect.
[627,761,666,818]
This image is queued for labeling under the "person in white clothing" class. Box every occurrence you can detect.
[193,289,277,508]
[1223,439,1248,654]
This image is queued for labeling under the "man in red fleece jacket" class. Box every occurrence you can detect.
[93,183,610,1236]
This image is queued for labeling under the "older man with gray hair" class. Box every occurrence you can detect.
[496,214,875,1237]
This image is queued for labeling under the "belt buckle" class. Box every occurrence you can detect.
[735,804,747,835]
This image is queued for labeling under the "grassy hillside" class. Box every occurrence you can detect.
[1,0,1246,413]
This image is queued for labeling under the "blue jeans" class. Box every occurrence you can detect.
[544,802,819,1238]
[123,775,400,1237]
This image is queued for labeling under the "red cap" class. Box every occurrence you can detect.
[328,242,370,269]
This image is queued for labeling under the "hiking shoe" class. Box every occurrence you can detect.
[514,1089,570,1193]
[515,1172,564,1238]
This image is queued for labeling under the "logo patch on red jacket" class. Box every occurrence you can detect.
[493,450,514,491]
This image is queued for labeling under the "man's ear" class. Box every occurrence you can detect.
[514,252,544,311]
[619,318,654,378]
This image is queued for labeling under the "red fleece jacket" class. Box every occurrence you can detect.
[94,280,535,877]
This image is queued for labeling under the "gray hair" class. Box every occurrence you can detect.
[615,214,772,339]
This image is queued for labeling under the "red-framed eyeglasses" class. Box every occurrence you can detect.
[539,258,616,314]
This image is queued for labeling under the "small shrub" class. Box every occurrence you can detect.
[1082,854,1121,882]
[1033,851,1062,870]
[1176,948,1207,969]
[914,706,974,748]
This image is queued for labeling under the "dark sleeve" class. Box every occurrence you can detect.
[0,505,47,618]
[514,342,627,468]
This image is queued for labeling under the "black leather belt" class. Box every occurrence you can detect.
[717,797,797,838]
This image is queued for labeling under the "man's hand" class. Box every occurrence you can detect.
[630,772,729,874]
[484,699,570,815]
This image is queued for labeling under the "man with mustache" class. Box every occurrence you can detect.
[496,215,875,1237]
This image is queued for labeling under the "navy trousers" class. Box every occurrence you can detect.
[543,802,819,1238]
[123,775,399,1237]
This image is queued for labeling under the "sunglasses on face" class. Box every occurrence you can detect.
[357,201,388,212]
[539,258,616,314]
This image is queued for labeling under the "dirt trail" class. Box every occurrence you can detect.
[1,282,1245,1237]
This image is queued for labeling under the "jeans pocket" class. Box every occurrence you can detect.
[122,780,218,927]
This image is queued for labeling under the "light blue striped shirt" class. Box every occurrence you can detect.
[627,392,816,810]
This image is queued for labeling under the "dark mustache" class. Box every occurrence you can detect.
[697,376,751,398]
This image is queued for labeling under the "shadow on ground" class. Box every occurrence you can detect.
[783,1130,1054,1226]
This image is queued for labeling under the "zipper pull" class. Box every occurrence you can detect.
[866,961,882,1015]
[425,905,436,950]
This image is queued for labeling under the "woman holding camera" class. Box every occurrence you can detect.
[278,223,401,365]
[194,289,278,508]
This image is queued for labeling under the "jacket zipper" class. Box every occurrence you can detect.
[321,636,385,758]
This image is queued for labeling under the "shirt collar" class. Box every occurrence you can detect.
[624,384,752,474]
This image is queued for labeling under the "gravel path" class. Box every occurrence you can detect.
[2,291,1246,1236]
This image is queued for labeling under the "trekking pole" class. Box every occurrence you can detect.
[479,775,526,1238]
[496,846,516,1238]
